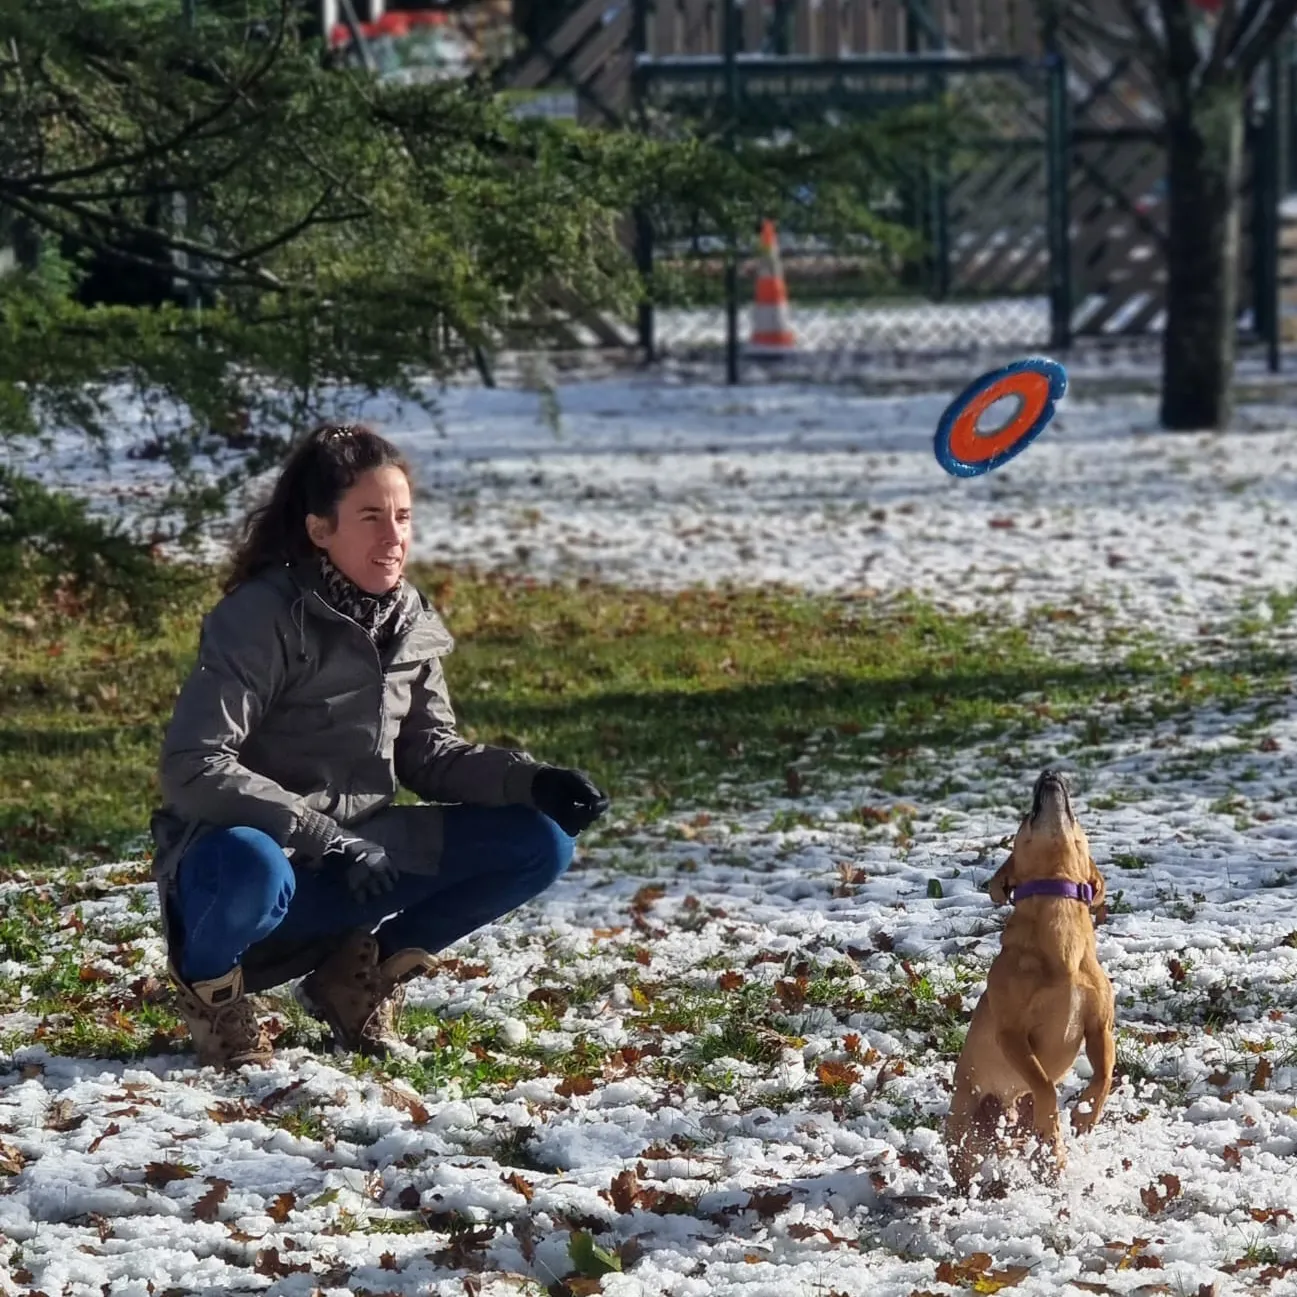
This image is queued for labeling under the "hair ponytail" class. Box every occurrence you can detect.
[224,423,412,593]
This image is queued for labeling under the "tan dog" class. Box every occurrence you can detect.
[945,770,1114,1193]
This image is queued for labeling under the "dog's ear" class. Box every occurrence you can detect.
[1087,858,1106,912]
[987,853,1015,906]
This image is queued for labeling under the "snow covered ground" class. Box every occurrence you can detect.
[6,372,1297,1295]
[17,370,1297,645]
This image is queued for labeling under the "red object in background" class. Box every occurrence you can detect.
[329,9,448,48]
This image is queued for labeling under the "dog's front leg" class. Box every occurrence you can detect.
[1071,1008,1115,1136]
[995,1027,1064,1177]
[944,1083,982,1194]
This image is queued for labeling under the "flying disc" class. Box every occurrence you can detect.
[934,357,1068,478]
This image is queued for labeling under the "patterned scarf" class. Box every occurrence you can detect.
[316,552,409,651]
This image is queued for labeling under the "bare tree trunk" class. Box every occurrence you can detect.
[1160,80,1246,431]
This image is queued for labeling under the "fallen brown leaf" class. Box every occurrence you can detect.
[502,1172,534,1202]
[609,1168,638,1214]
[746,1189,792,1218]
[815,1060,862,1090]
[1140,1175,1181,1215]
[260,1079,306,1109]
[1250,1206,1294,1224]
[45,1099,86,1132]
[253,1246,310,1278]
[380,1084,430,1125]
[192,1179,230,1223]
[86,1123,120,1155]
[630,885,666,912]
[144,1162,196,1188]
[267,1192,295,1223]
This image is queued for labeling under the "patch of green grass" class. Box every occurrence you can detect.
[348,1009,532,1098]
[10,565,1295,869]
[1111,853,1150,872]
[363,1217,430,1235]
[7,565,1297,870]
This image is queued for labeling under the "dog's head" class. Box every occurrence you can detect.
[988,770,1105,911]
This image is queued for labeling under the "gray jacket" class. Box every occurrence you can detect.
[150,560,539,886]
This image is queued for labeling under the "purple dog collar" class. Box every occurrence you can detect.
[1010,879,1094,905]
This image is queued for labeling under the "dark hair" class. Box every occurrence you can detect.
[224,423,413,593]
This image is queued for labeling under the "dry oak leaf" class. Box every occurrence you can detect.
[815,1060,862,1089]
[608,1168,639,1214]
[746,1189,793,1218]
[0,1140,26,1176]
[45,1099,86,1132]
[144,1162,196,1188]
[380,1084,430,1125]
[1140,1175,1182,1215]
[192,1179,231,1223]
[254,1246,310,1278]
[267,1192,295,1223]
[502,1172,535,1203]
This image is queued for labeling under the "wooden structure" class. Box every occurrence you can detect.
[509,0,1045,122]
[501,0,1289,352]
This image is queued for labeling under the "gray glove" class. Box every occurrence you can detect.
[322,831,399,902]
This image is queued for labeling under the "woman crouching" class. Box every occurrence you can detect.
[150,423,609,1068]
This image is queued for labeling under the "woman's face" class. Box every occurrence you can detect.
[306,465,412,594]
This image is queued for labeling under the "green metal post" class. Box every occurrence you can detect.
[631,0,654,360]
[922,0,948,301]
[1044,47,1072,351]
[724,0,739,384]
[1263,46,1286,373]
[771,0,792,55]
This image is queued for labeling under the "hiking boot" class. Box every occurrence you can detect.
[298,930,435,1056]
[170,963,273,1069]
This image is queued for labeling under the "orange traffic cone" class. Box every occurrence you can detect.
[749,219,796,354]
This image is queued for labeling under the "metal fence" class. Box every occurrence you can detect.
[618,32,1293,377]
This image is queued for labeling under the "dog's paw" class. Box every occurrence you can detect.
[1028,1138,1066,1184]
[1070,1088,1106,1135]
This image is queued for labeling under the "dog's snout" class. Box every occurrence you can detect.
[1031,769,1074,823]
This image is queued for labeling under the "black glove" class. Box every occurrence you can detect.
[322,831,399,902]
[530,766,610,836]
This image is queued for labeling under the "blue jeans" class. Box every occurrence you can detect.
[172,805,574,984]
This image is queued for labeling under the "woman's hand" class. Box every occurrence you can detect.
[323,831,399,901]
[530,766,610,836]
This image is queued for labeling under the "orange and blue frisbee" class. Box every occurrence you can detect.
[934,356,1067,478]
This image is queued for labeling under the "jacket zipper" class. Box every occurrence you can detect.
[307,591,393,759]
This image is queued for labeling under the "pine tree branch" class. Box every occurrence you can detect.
[0,188,291,292]
[15,2,293,191]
